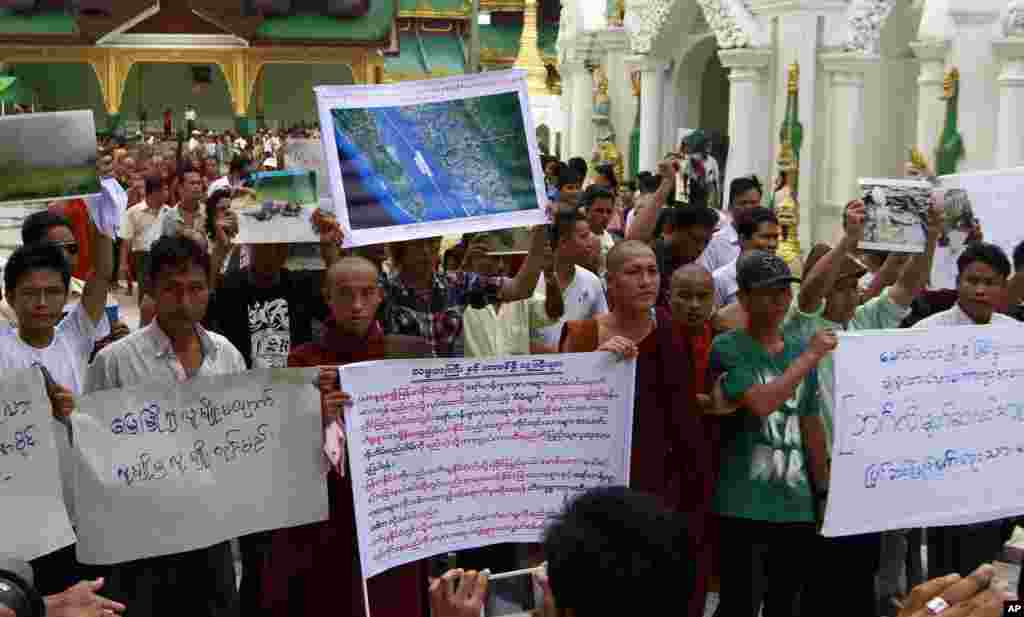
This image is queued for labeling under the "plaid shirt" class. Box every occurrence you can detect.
[379,271,504,357]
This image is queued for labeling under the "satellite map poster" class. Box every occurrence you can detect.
[0,110,101,206]
[314,70,548,247]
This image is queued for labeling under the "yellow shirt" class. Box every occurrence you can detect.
[462,297,556,358]
[119,201,164,252]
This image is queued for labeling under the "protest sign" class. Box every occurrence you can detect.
[824,325,1024,536]
[233,169,329,244]
[857,178,933,253]
[314,70,548,247]
[284,138,331,201]
[341,353,636,580]
[72,368,328,564]
[0,368,76,561]
[930,168,1024,289]
[0,110,100,206]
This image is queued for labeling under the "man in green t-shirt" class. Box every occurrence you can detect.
[709,250,834,617]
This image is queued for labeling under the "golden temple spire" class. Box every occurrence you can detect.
[513,0,550,97]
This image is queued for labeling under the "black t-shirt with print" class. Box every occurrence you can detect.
[207,268,328,369]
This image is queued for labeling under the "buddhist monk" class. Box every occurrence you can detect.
[260,256,426,617]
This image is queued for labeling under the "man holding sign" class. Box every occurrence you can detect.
[260,256,425,617]
[85,234,246,617]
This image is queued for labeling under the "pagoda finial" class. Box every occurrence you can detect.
[512,0,550,97]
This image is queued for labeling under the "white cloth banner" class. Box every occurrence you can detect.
[341,353,636,579]
[314,70,548,248]
[824,325,1024,536]
[72,368,328,564]
[0,368,76,560]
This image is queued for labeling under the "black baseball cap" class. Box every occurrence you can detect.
[737,250,801,291]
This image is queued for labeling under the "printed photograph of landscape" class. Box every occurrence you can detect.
[0,110,100,205]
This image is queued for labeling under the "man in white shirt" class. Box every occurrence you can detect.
[119,175,166,302]
[86,234,244,617]
[713,207,780,307]
[533,207,609,351]
[912,241,1018,601]
[699,175,764,273]
[207,156,254,198]
[0,233,112,594]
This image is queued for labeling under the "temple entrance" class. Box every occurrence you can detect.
[250,63,355,131]
[121,63,235,134]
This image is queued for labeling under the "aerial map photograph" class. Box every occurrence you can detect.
[330,91,539,230]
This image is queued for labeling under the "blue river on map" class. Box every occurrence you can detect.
[335,107,480,227]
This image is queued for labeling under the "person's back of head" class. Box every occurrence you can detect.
[663,203,718,235]
[21,211,72,246]
[544,486,693,616]
[567,157,588,181]
[1013,239,1024,275]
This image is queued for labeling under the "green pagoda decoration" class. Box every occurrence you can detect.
[936,67,964,176]
[772,62,803,274]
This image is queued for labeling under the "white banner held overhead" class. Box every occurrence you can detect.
[824,325,1024,536]
[72,368,327,564]
[0,368,76,560]
[341,353,636,579]
[314,70,548,248]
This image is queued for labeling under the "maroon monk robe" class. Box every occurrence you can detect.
[662,318,719,617]
[260,320,427,617]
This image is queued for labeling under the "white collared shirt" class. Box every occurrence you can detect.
[700,224,740,273]
[913,302,1019,328]
[712,259,740,307]
[86,320,246,393]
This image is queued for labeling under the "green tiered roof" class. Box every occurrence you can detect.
[384,29,466,78]
[478,21,558,60]
[399,0,467,13]
[256,8,396,42]
[0,9,75,34]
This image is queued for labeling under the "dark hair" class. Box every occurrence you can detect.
[957,242,1011,280]
[595,163,618,192]
[551,206,587,246]
[637,172,660,194]
[728,175,763,208]
[1015,240,1024,272]
[736,207,778,242]
[4,243,71,293]
[567,157,588,180]
[229,156,251,175]
[555,166,582,191]
[205,189,233,239]
[21,211,73,246]
[578,185,615,211]
[147,235,212,288]
[662,204,719,233]
[543,487,693,617]
[145,175,166,196]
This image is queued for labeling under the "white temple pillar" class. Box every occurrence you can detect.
[821,53,877,211]
[635,57,669,173]
[565,61,595,160]
[910,41,950,166]
[993,39,1024,168]
[719,48,774,197]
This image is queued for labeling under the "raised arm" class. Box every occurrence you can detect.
[625,160,674,242]
[798,202,864,314]
[81,214,115,326]
[889,205,941,306]
[500,226,549,302]
[732,331,835,417]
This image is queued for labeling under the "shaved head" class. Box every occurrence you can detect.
[606,240,656,275]
[671,263,712,288]
[326,255,380,287]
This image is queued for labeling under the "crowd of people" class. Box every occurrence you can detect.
[0,127,1020,617]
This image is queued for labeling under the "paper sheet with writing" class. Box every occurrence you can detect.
[824,326,1024,536]
[0,368,76,560]
[72,368,328,564]
[341,353,636,578]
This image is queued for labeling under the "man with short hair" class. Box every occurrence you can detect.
[207,156,254,198]
[651,204,719,309]
[699,175,764,273]
[532,208,608,352]
[86,234,245,617]
[580,185,617,259]
[713,207,780,307]
[119,175,167,302]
